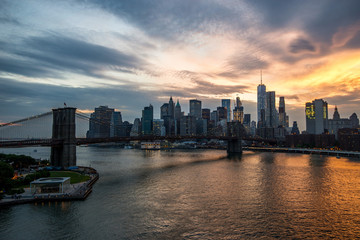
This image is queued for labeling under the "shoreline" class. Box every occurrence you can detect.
[243,147,360,158]
[0,167,99,208]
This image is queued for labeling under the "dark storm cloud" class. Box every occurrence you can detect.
[289,38,316,54]
[24,35,144,68]
[0,35,147,78]
[247,0,360,45]
[0,56,57,78]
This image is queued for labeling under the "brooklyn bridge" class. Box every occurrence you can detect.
[0,107,273,167]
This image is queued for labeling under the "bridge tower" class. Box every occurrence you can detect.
[227,122,244,154]
[51,107,76,168]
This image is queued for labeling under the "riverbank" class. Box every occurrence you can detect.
[0,166,99,208]
[244,146,360,158]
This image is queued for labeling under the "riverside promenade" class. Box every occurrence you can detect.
[244,146,360,158]
[0,167,99,208]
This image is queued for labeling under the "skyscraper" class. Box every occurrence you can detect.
[278,97,288,127]
[257,80,266,124]
[202,108,210,123]
[233,96,244,123]
[175,100,182,121]
[221,99,231,122]
[189,99,202,119]
[87,105,114,138]
[130,118,141,136]
[168,96,175,119]
[305,99,328,134]
[265,91,278,128]
[160,103,169,119]
[142,104,153,135]
[110,111,122,137]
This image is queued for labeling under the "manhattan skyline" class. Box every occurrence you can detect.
[1,0,360,132]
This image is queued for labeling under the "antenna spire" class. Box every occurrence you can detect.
[260,70,262,84]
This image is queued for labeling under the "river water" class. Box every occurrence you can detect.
[1,147,360,239]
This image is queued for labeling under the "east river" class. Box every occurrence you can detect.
[1,147,360,239]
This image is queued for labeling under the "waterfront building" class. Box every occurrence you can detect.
[221,99,231,122]
[189,99,202,119]
[338,128,360,151]
[142,104,153,135]
[305,99,328,134]
[87,105,114,138]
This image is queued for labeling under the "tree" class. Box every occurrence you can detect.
[0,161,14,191]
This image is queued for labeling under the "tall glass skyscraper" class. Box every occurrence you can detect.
[142,104,153,135]
[221,99,231,122]
[257,83,266,124]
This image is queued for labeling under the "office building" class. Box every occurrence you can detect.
[305,99,328,134]
[174,100,184,135]
[217,107,227,122]
[279,97,288,127]
[87,106,114,138]
[221,99,231,122]
[110,111,122,137]
[130,118,141,136]
[257,81,266,124]
[153,119,166,136]
[142,104,153,135]
[233,96,244,123]
[180,115,196,136]
[189,99,202,119]
[265,91,278,128]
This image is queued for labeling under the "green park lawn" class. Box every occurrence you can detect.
[50,171,90,184]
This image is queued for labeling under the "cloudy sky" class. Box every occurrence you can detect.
[1,0,360,131]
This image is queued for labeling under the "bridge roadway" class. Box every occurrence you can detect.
[0,136,276,147]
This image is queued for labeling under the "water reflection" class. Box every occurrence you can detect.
[1,148,360,239]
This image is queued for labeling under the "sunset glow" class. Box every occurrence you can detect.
[1,0,360,131]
